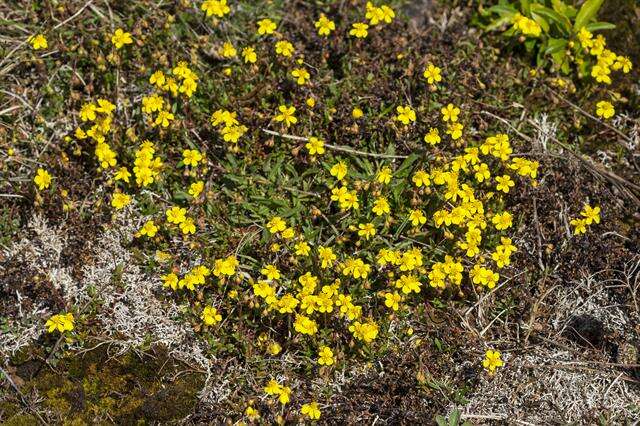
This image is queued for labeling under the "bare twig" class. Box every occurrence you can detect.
[545,85,633,145]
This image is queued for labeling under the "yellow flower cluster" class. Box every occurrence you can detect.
[264,379,292,405]
[132,141,163,187]
[211,109,248,145]
[578,28,632,85]
[162,264,210,291]
[570,204,601,235]
[144,62,198,127]
[74,99,117,169]
[512,13,542,37]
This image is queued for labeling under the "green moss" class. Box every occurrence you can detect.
[15,344,204,423]
[3,414,39,426]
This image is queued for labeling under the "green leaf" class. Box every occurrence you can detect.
[435,416,448,426]
[574,0,604,30]
[552,0,578,18]
[485,15,515,32]
[545,38,568,54]
[449,410,461,426]
[530,4,571,34]
[584,21,616,32]
[530,12,550,33]
[486,4,517,18]
[550,49,567,69]
[520,0,531,15]
[524,38,537,53]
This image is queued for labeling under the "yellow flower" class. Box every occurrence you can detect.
[474,163,490,182]
[395,274,421,294]
[349,22,369,39]
[182,149,203,167]
[352,107,363,119]
[281,227,295,239]
[201,0,230,18]
[446,122,464,140]
[189,181,205,198]
[591,64,611,84]
[595,101,615,119]
[315,14,335,36]
[34,168,52,190]
[294,241,311,256]
[267,216,287,233]
[154,110,174,128]
[318,246,336,268]
[291,68,311,85]
[257,18,277,35]
[201,306,222,325]
[495,175,515,193]
[317,346,334,366]
[366,3,385,25]
[306,137,325,155]
[267,342,282,355]
[261,264,281,281]
[482,349,504,374]
[570,218,587,235]
[274,104,297,127]
[111,192,131,209]
[580,204,601,225]
[46,313,74,333]
[264,379,281,395]
[294,314,318,335]
[441,103,460,122]
[357,222,376,240]
[512,14,541,37]
[408,209,427,227]
[306,97,316,108]
[114,167,131,183]
[372,197,390,216]
[166,206,187,224]
[612,56,632,73]
[139,220,158,237]
[395,105,416,125]
[301,402,321,420]
[424,127,441,145]
[377,166,392,184]
[149,70,166,87]
[349,320,379,343]
[219,41,237,58]
[380,5,395,23]
[492,211,513,230]
[180,218,196,234]
[412,170,430,187]
[275,40,295,57]
[278,386,291,404]
[423,63,442,84]
[28,34,48,50]
[384,292,402,311]
[111,28,133,49]
[161,273,179,290]
[242,46,257,63]
[330,161,348,180]
[245,406,260,421]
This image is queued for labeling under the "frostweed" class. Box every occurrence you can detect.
[482,349,504,374]
[111,28,133,49]
[46,313,75,333]
[29,34,48,50]
[34,168,52,190]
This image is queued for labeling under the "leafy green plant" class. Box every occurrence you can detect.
[478,0,619,77]
[435,409,473,426]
